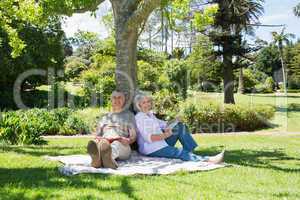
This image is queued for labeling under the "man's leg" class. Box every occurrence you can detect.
[99,139,118,169]
[165,122,198,152]
[87,140,102,168]
[111,141,131,160]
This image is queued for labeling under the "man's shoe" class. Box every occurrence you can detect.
[208,150,225,164]
[87,140,102,168]
[99,139,118,169]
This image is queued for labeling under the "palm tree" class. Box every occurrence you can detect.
[211,0,264,104]
[294,2,300,17]
[271,28,295,94]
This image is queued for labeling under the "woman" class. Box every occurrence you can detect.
[134,93,224,163]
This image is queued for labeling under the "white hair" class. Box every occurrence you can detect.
[134,93,152,112]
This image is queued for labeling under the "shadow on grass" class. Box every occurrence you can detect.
[0,166,141,200]
[0,145,85,156]
[245,94,300,99]
[195,146,300,173]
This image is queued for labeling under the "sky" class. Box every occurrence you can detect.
[62,0,300,43]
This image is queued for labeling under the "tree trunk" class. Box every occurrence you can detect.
[161,8,164,52]
[223,42,235,104]
[238,67,244,94]
[109,0,161,108]
[278,43,287,95]
[115,24,138,104]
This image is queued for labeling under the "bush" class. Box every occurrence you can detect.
[152,89,181,120]
[80,56,116,106]
[242,69,259,92]
[254,77,275,93]
[64,56,89,80]
[138,60,164,91]
[178,99,275,133]
[0,108,89,145]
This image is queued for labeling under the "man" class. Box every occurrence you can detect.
[87,91,137,169]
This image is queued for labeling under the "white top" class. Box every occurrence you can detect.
[135,111,168,155]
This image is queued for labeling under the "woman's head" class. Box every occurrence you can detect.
[134,93,153,113]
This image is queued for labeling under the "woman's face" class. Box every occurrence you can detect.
[139,97,152,113]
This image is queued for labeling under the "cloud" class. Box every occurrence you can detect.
[61,0,111,38]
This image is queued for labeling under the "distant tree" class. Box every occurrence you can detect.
[209,0,264,104]
[271,29,295,94]
[285,41,300,89]
[294,2,300,17]
[0,18,65,90]
[187,35,222,90]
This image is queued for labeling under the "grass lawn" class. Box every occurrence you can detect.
[1,134,300,200]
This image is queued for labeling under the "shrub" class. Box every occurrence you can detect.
[178,99,275,133]
[255,77,275,93]
[242,69,259,92]
[64,56,89,80]
[0,108,89,145]
[80,62,116,107]
[152,89,181,120]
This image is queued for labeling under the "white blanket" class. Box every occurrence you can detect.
[46,152,228,176]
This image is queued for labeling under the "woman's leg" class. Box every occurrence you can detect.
[148,146,204,161]
[165,122,198,152]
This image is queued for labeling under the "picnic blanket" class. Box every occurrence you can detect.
[46,151,228,176]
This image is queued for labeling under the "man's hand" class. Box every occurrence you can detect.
[118,137,131,145]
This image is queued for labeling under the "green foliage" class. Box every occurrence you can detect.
[193,4,219,31]
[178,99,275,133]
[137,60,164,91]
[0,18,65,90]
[255,44,281,76]
[152,89,180,120]
[186,35,222,89]
[0,108,89,145]
[80,57,116,106]
[64,56,89,80]
[164,59,189,98]
[71,30,100,59]
[286,42,300,89]
[0,0,45,57]
[254,77,275,93]
[137,48,167,67]
[235,68,259,93]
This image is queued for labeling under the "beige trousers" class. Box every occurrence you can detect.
[111,141,131,160]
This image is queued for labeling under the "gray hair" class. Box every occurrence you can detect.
[111,91,125,99]
[134,93,152,112]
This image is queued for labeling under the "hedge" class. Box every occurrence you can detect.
[0,108,89,145]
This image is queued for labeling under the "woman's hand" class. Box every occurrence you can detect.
[175,115,183,122]
[163,128,173,139]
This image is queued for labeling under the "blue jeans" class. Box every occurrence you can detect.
[148,123,207,161]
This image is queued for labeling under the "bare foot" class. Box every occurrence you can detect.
[207,150,225,164]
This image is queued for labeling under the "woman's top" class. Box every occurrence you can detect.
[135,111,168,155]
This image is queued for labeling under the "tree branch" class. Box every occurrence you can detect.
[41,0,106,16]
[71,0,106,14]
[127,0,161,29]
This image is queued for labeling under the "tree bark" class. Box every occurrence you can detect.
[223,42,235,104]
[110,0,161,106]
[238,67,244,94]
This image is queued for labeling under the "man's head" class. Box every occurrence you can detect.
[111,91,126,112]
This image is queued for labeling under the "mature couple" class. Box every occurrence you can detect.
[87,91,224,169]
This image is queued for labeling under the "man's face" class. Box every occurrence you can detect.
[111,94,125,110]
